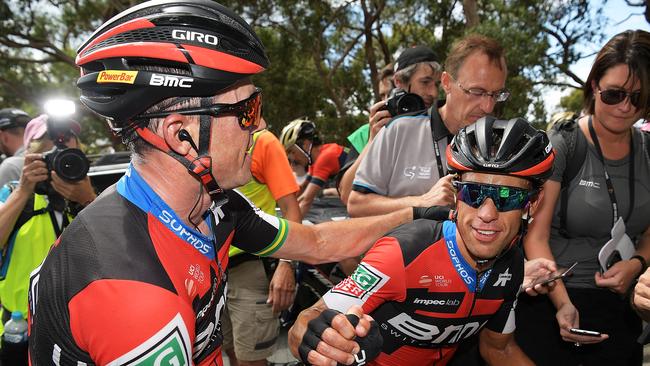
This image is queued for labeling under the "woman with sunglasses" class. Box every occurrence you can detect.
[516,30,650,366]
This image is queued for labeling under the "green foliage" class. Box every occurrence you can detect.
[0,0,620,151]
[559,88,584,114]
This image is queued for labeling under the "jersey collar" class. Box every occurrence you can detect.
[116,164,215,259]
[442,221,491,292]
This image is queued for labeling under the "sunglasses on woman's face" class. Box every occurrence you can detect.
[453,181,534,212]
[597,87,641,108]
[135,88,263,132]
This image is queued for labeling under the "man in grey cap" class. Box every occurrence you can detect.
[392,44,442,108]
[338,45,442,205]
[348,34,511,217]
[0,108,30,187]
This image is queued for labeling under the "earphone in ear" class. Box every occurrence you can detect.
[451,209,458,222]
[179,129,199,152]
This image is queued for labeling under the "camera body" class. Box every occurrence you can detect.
[381,89,426,117]
[34,117,90,196]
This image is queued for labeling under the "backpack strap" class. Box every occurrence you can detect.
[642,129,650,162]
[4,183,50,234]
[548,113,585,238]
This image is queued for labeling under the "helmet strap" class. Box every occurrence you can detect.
[134,109,229,207]
[294,141,313,166]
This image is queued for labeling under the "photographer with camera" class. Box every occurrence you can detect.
[347,35,510,218]
[338,46,441,205]
[0,114,94,365]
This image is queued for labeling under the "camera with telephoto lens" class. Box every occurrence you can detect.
[34,118,90,196]
[381,88,426,117]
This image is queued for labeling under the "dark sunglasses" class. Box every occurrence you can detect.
[597,87,640,108]
[135,88,262,132]
[454,181,535,212]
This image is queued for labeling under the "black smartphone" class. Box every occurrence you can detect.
[570,328,602,337]
[606,250,622,270]
[527,261,578,288]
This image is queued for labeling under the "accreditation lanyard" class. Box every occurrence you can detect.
[429,108,448,178]
[587,116,635,227]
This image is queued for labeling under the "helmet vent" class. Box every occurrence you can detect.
[84,28,175,55]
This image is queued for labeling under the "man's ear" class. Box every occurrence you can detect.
[525,188,545,220]
[393,74,404,90]
[161,114,197,156]
[440,71,452,94]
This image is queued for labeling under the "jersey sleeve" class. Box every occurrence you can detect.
[323,237,406,314]
[253,132,299,200]
[309,144,343,187]
[548,128,570,183]
[227,189,288,256]
[347,124,369,154]
[352,124,396,195]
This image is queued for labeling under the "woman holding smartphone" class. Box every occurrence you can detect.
[515,30,650,366]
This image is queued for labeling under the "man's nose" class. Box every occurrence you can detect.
[480,95,497,114]
[477,198,499,222]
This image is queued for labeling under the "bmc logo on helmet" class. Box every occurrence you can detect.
[149,74,193,89]
[172,30,219,46]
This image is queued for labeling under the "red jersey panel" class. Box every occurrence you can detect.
[307,143,347,187]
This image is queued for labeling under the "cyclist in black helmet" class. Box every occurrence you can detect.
[27,1,448,365]
[289,116,557,366]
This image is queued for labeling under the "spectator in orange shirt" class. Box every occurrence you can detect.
[280,118,348,216]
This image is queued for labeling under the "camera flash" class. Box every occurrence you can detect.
[44,99,76,118]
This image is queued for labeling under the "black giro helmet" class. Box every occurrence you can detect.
[446,116,555,187]
[75,0,269,135]
[0,108,30,130]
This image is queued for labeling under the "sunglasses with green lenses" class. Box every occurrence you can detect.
[454,181,535,212]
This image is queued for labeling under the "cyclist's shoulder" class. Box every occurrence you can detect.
[385,112,428,130]
[382,219,445,261]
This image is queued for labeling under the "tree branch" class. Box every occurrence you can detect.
[533,80,582,89]
[0,56,58,64]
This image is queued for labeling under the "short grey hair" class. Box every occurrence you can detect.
[394,61,441,86]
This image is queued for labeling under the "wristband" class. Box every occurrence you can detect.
[279,259,296,270]
[631,255,647,278]
[413,206,452,221]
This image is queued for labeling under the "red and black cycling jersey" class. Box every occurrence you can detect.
[28,165,289,366]
[322,219,523,366]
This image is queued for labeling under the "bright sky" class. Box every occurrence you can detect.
[544,0,650,114]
